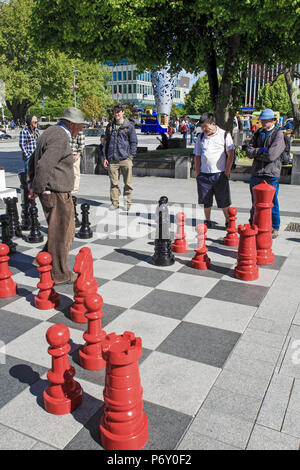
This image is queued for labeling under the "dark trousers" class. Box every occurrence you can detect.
[39,192,75,283]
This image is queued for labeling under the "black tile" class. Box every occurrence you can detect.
[258,255,287,270]
[0,310,41,344]
[0,356,47,409]
[178,261,232,278]
[133,289,201,320]
[206,279,269,307]
[102,249,150,265]
[91,237,134,248]
[115,265,173,287]
[157,322,241,368]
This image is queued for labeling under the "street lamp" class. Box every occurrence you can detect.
[72,67,80,108]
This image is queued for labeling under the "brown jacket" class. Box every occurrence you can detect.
[28,125,74,194]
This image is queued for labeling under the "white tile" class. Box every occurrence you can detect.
[4,292,72,321]
[99,280,152,308]
[69,244,114,259]
[140,351,220,416]
[184,298,256,333]
[158,272,218,297]
[93,259,133,280]
[104,309,180,350]
[4,322,85,368]
[221,267,279,287]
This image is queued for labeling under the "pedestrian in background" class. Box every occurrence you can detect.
[19,114,40,173]
[71,130,85,194]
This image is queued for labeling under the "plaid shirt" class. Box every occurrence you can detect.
[70,131,85,155]
[19,126,40,159]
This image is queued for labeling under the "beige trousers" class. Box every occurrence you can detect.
[108,158,133,206]
[72,157,81,194]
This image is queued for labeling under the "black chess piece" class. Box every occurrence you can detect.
[0,213,17,254]
[25,202,44,243]
[4,197,22,238]
[18,171,31,230]
[72,195,81,228]
[152,196,175,266]
[77,203,93,239]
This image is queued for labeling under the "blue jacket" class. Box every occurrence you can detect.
[104,118,138,162]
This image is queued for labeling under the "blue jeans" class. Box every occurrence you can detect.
[249,176,280,230]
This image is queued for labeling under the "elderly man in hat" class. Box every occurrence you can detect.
[28,107,85,284]
[245,108,285,239]
[103,104,137,211]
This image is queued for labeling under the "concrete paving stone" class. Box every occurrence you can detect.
[224,350,276,380]
[0,427,38,450]
[214,369,270,400]
[228,338,281,365]
[190,407,254,449]
[277,339,300,379]
[177,430,241,450]
[241,327,286,351]
[282,409,300,438]
[247,424,300,450]
[247,316,290,336]
[201,387,261,423]
[31,442,58,450]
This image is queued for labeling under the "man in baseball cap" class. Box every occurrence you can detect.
[245,108,285,239]
[28,107,85,284]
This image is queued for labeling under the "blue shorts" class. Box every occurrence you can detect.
[196,172,231,208]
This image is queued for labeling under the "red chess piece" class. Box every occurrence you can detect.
[34,252,60,310]
[0,243,17,298]
[191,223,211,270]
[79,293,107,370]
[70,247,98,323]
[100,331,149,450]
[253,180,275,265]
[171,212,189,253]
[43,324,83,415]
[223,207,239,246]
[234,224,259,281]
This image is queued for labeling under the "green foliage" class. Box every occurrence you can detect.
[257,75,292,116]
[183,74,215,115]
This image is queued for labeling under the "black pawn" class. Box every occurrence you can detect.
[18,171,31,230]
[77,203,93,239]
[4,197,22,238]
[152,196,175,266]
[72,195,81,228]
[25,203,44,243]
[0,214,17,254]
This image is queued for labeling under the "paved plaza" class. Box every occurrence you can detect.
[0,135,300,450]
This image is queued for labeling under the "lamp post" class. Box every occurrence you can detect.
[72,67,80,108]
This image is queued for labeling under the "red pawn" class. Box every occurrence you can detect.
[223,207,239,246]
[253,180,275,265]
[100,331,149,450]
[70,247,98,323]
[191,223,211,270]
[43,324,82,415]
[34,252,60,310]
[0,243,17,298]
[234,224,259,281]
[171,212,189,253]
[79,293,107,370]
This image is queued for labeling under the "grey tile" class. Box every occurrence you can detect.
[91,237,134,248]
[102,248,150,265]
[247,424,300,450]
[177,431,241,450]
[258,255,287,270]
[133,289,200,320]
[0,355,47,409]
[157,322,240,368]
[115,265,173,287]
[178,261,232,278]
[0,310,41,344]
[206,280,269,307]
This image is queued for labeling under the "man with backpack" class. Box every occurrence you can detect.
[194,112,235,228]
[103,104,138,211]
[245,108,286,239]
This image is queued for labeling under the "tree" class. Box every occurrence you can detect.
[183,74,215,115]
[81,95,106,120]
[257,75,292,116]
[32,0,300,131]
[0,0,111,122]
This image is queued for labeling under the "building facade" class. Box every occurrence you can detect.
[106,59,190,109]
[244,63,300,108]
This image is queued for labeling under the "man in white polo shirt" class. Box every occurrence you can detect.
[194,112,235,228]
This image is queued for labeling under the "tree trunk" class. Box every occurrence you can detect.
[6,98,32,124]
[204,36,219,110]
[284,67,300,138]
[215,33,242,132]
